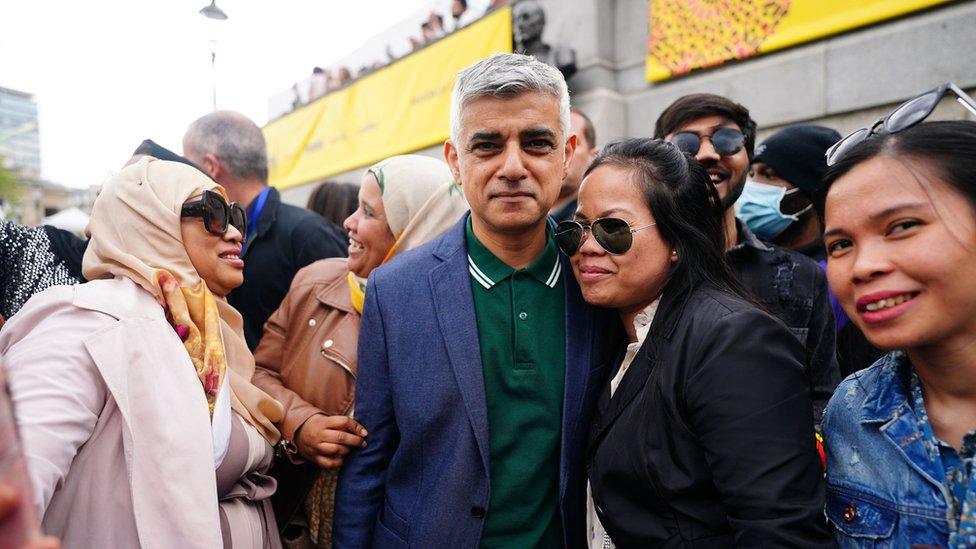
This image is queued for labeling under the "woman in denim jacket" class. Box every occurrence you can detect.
[819,114,976,546]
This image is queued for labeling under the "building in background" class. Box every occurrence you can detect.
[0,86,93,228]
[0,86,41,179]
[266,0,976,207]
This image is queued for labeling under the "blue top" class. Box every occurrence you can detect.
[822,351,976,547]
[244,186,271,246]
[908,370,976,547]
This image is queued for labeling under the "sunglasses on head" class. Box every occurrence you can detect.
[555,217,656,256]
[668,127,745,157]
[826,82,976,166]
[181,190,248,238]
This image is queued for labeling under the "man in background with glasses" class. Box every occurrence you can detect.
[654,94,840,428]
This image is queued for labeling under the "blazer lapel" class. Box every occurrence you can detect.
[588,282,692,451]
[589,343,659,447]
[429,219,491,471]
[559,254,596,498]
[83,314,222,548]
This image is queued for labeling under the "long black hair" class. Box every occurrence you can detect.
[819,120,976,218]
[586,137,753,302]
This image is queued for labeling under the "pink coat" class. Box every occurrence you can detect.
[0,277,224,548]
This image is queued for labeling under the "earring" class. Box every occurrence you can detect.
[670,250,678,260]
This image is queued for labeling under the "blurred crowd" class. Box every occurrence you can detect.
[292,0,510,110]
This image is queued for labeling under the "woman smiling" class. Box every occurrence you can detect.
[251,155,469,547]
[820,113,976,546]
[0,157,285,548]
[561,138,831,547]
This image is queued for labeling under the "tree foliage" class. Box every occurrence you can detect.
[0,156,21,206]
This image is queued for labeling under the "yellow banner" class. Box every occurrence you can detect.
[646,0,950,82]
[265,7,513,189]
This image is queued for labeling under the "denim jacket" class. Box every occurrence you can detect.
[728,221,841,426]
[822,352,955,547]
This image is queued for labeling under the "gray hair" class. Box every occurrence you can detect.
[449,53,570,144]
[183,110,268,182]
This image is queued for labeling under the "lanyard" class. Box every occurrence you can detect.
[243,187,270,254]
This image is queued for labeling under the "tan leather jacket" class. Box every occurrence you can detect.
[252,258,359,447]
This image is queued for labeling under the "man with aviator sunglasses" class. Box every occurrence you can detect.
[653,93,840,427]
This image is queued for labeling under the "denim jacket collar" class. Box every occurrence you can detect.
[856,351,950,497]
[859,352,911,424]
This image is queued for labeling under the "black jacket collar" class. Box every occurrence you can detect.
[245,187,280,256]
[590,277,697,446]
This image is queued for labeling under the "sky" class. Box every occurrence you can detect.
[0,0,432,188]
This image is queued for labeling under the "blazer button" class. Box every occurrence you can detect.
[308,318,317,327]
[322,339,334,349]
[842,502,857,523]
[471,506,486,519]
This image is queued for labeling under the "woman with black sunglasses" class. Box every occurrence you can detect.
[819,114,976,544]
[559,138,832,548]
[0,157,287,548]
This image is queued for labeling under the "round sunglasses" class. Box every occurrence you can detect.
[180,189,248,238]
[555,218,656,256]
[825,82,976,166]
[668,127,745,158]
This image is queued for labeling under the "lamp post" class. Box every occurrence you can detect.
[199,1,228,111]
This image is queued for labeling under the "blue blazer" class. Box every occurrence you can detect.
[333,215,609,548]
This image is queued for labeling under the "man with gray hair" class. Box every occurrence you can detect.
[334,53,609,548]
[183,110,347,349]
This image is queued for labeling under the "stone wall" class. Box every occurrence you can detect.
[281,0,976,205]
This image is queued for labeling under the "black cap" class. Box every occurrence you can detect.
[132,139,199,169]
[753,125,842,196]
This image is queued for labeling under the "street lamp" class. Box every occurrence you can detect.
[199,1,229,110]
[199,0,228,20]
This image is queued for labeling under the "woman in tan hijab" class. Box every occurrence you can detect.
[0,156,284,548]
[252,154,469,548]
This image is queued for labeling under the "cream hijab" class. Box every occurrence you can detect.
[369,154,469,261]
[83,157,282,452]
[348,155,469,311]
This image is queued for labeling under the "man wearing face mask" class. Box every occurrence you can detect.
[737,125,840,259]
[654,95,840,427]
[740,125,883,377]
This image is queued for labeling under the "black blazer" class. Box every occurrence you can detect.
[587,281,834,548]
[229,187,347,350]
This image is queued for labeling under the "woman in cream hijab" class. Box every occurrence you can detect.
[252,154,469,548]
[1,156,284,548]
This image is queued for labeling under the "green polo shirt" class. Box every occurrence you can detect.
[466,218,566,549]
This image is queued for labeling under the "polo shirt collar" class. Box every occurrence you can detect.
[465,217,561,290]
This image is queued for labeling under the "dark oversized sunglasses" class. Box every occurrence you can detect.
[181,190,248,238]
[826,82,976,166]
[668,127,745,157]
[555,218,656,256]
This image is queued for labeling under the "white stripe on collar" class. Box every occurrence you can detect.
[468,255,495,289]
[545,258,562,288]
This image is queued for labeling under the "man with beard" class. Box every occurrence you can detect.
[654,94,839,428]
